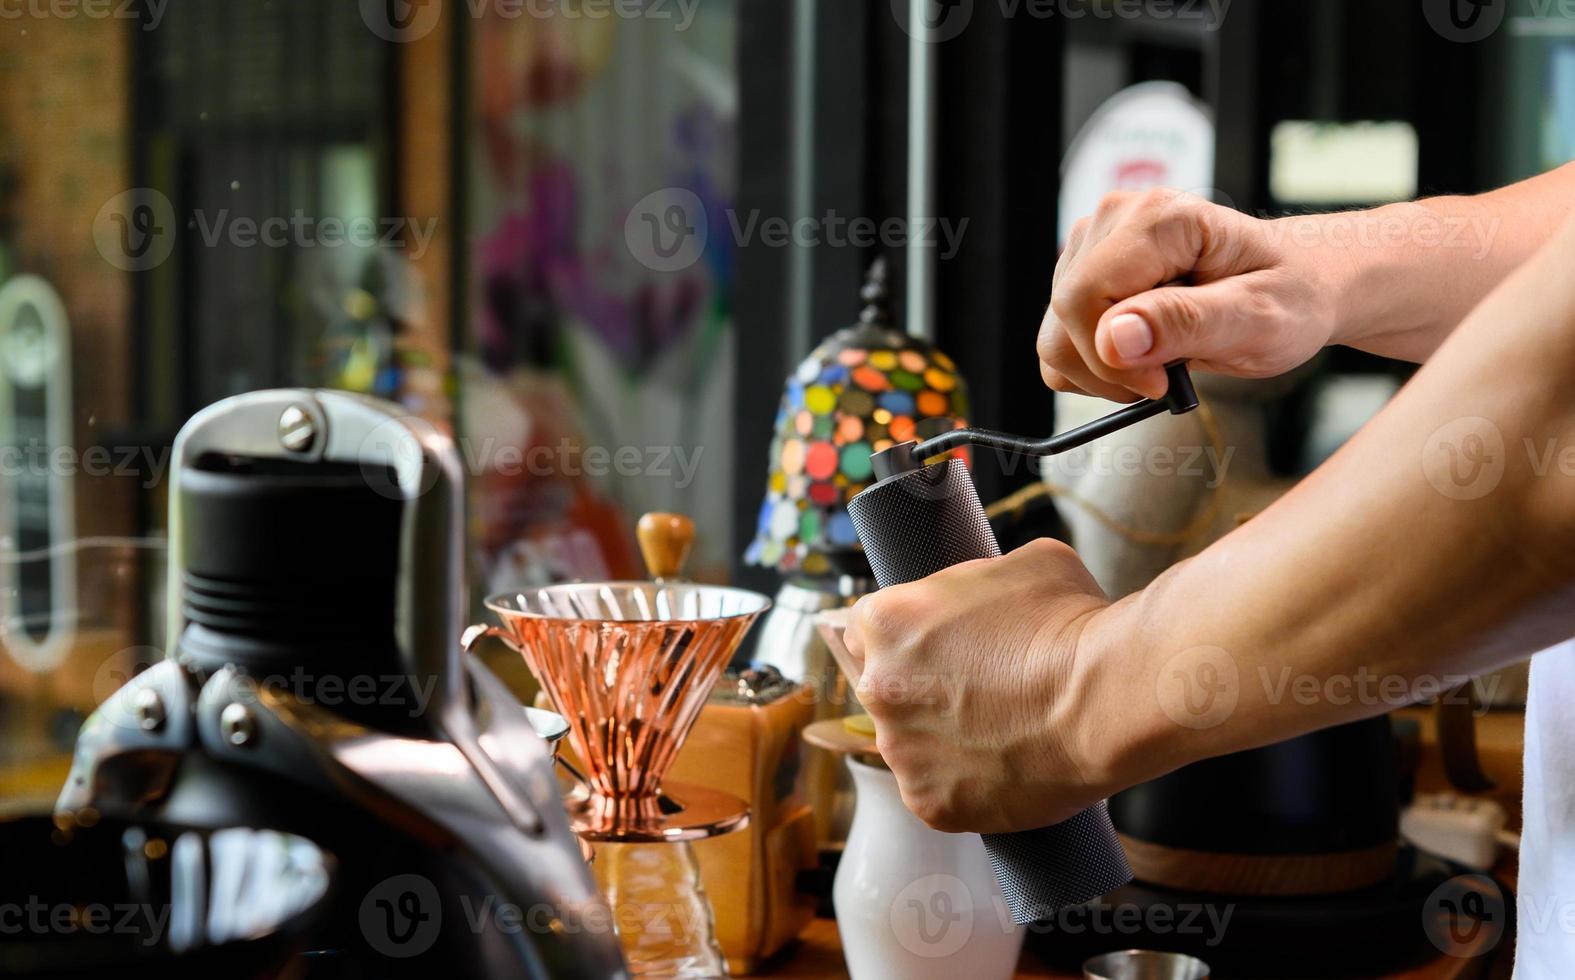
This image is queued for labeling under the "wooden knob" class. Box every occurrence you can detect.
[636,512,695,581]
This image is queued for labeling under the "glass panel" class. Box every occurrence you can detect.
[463,3,739,592]
[0,2,740,816]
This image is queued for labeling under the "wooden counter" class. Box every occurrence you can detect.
[746,906,1507,980]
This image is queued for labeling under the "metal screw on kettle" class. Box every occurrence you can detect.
[132,688,165,733]
[219,702,258,748]
[278,405,317,453]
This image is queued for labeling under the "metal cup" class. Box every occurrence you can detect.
[1083,950,1211,980]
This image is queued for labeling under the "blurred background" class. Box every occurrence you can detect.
[0,0,1569,815]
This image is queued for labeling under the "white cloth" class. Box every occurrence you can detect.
[1515,641,1575,977]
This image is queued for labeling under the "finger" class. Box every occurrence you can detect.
[1094,277,1275,375]
[1040,362,1095,397]
[1037,317,1146,402]
[1050,191,1215,389]
[843,599,871,683]
[1054,218,1092,293]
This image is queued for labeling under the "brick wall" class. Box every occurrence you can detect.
[0,16,133,542]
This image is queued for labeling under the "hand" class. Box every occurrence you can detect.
[842,538,1126,834]
[1040,188,1347,401]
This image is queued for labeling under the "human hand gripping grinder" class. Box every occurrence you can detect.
[845,361,1199,923]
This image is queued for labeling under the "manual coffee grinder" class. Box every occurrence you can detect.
[846,362,1199,924]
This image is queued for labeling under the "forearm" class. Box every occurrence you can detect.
[1285,162,1575,363]
[1074,213,1575,790]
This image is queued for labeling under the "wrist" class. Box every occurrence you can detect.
[1055,594,1183,799]
[1267,211,1373,350]
[1283,201,1474,356]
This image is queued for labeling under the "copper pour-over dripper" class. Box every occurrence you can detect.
[473,576,770,842]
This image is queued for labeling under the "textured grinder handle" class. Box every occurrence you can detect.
[846,458,1133,923]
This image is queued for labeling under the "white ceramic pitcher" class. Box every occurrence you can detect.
[834,757,1024,980]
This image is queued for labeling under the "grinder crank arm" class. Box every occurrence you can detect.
[873,362,1199,479]
[846,362,1198,923]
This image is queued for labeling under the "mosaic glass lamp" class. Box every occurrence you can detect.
[744,258,972,578]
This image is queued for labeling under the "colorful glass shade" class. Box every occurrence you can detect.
[744,260,972,577]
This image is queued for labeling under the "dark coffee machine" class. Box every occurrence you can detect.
[57,390,627,978]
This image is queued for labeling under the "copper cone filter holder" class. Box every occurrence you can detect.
[481,582,770,843]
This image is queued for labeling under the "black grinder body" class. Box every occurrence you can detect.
[847,458,1133,923]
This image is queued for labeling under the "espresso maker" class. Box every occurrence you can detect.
[57,389,627,979]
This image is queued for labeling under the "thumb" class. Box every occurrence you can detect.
[1094,280,1255,373]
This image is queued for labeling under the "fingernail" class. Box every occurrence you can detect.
[1109,313,1154,361]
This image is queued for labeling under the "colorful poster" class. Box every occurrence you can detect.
[464,3,738,586]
